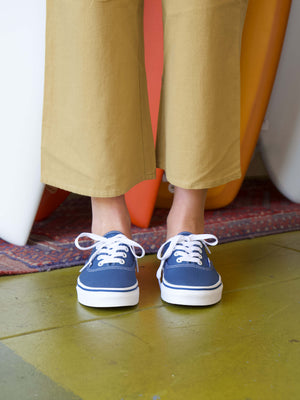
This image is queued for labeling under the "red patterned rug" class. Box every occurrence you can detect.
[0,179,299,276]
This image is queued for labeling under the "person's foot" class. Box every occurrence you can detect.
[74,231,145,308]
[156,232,223,306]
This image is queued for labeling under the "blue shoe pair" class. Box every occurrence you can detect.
[75,231,222,308]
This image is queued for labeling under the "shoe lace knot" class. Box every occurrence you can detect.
[74,232,145,272]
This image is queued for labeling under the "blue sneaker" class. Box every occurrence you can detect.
[74,231,145,307]
[156,232,223,306]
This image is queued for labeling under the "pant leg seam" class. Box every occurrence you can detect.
[137,1,148,177]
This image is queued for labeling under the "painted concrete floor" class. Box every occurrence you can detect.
[0,231,300,400]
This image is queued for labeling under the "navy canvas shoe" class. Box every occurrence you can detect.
[156,232,223,306]
[74,231,145,308]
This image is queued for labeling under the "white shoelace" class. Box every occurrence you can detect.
[156,233,218,280]
[75,232,145,272]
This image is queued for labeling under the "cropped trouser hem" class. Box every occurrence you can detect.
[164,171,242,191]
[41,171,157,198]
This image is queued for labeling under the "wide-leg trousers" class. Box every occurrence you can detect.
[41,0,249,197]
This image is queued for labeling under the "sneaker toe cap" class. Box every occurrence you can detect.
[79,268,137,289]
[164,264,220,288]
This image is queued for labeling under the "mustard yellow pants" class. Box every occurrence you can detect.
[41,0,248,197]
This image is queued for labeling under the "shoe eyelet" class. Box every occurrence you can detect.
[98,261,103,266]
[120,259,125,265]
[174,251,179,256]
[176,257,182,263]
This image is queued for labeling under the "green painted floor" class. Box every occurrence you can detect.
[1,232,300,400]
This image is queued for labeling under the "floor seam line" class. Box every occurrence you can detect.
[270,243,300,253]
[0,304,164,341]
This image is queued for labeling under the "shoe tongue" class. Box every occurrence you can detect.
[103,230,124,239]
[178,231,192,236]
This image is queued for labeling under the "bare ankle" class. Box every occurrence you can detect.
[91,195,132,238]
[167,214,205,239]
[166,186,207,239]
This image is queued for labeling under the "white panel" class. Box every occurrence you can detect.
[260,0,300,203]
[0,1,46,245]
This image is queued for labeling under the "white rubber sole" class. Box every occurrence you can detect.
[160,279,223,306]
[76,282,139,308]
